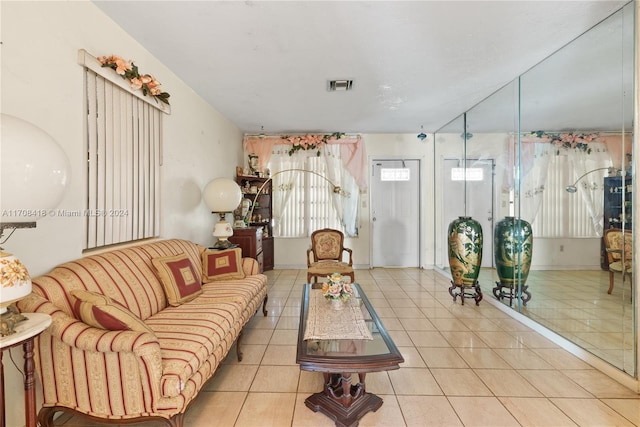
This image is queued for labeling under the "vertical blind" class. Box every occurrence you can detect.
[84,69,161,249]
[532,154,600,238]
[275,157,345,238]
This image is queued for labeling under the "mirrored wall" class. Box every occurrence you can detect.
[434,2,635,375]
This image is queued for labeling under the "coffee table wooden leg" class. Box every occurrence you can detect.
[306,372,382,427]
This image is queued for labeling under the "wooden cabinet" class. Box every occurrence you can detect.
[229,227,264,273]
[601,175,632,269]
[603,175,632,230]
[235,174,274,271]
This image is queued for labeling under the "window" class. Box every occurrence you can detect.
[82,53,164,250]
[531,153,604,238]
[269,145,359,238]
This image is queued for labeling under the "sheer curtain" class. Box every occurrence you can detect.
[268,144,359,237]
[321,144,359,236]
[567,142,611,237]
[514,135,612,237]
[519,141,552,223]
[269,146,305,237]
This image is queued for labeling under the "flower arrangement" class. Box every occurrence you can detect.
[528,131,599,154]
[97,55,170,105]
[321,273,353,302]
[0,255,30,287]
[284,132,346,156]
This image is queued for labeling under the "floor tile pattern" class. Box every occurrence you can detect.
[56,268,639,426]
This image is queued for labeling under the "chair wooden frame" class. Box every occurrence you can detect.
[603,228,633,295]
[306,228,355,284]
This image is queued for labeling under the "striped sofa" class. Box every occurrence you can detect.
[17,239,268,427]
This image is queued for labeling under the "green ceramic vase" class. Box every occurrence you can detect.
[447,216,483,286]
[494,216,533,286]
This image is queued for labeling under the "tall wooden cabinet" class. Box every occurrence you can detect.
[601,175,633,269]
[603,175,633,230]
[231,174,274,271]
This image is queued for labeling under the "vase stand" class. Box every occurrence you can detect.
[448,281,483,306]
[492,282,531,307]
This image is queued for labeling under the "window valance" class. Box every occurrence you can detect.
[243,134,368,191]
[78,49,171,114]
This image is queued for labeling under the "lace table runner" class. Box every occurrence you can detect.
[303,289,373,341]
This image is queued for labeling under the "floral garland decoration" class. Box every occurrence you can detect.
[284,132,346,156]
[528,131,599,154]
[97,55,170,105]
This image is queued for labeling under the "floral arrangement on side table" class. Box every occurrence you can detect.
[97,55,171,105]
[321,273,353,302]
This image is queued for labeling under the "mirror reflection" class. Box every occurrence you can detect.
[434,3,634,375]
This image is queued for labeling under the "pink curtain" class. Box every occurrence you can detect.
[243,135,368,191]
[599,134,632,169]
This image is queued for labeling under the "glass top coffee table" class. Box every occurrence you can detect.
[296,283,404,427]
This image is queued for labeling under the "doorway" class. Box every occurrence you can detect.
[441,158,495,268]
[370,159,420,267]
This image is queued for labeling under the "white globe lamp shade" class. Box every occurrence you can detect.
[1,114,70,220]
[203,178,242,213]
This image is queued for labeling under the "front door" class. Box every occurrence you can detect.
[371,159,420,267]
[442,158,495,268]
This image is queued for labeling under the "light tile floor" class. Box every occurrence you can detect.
[477,268,634,373]
[58,268,640,426]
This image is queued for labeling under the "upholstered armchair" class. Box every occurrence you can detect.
[603,228,633,295]
[307,228,354,283]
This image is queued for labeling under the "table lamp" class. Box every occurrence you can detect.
[0,252,32,336]
[203,178,242,249]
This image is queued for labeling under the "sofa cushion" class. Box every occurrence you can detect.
[152,254,203,306]
[145,299,242,397]
[70,290,155,334]
[202,248,245,282]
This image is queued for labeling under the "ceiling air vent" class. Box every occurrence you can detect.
[327,79,353,92]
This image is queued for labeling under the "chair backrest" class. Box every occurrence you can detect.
[310,228,345,261]
[604,228,632,263]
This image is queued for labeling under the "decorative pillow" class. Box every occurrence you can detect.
[70,290,154,334]
[152,253,203,306]
[202,248,245,282]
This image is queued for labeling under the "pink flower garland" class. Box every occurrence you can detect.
[97,55,170,105]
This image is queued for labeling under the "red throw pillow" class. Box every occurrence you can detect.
[202,248,245,282]
[152,253,203,306]
[70,290,154,334]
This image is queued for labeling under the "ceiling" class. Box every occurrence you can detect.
[94,1,628,135]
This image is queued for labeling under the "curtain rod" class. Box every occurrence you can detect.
[514,130,631,136]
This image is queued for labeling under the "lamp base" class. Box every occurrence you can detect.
[212,239,235,250]
[1,304,27,336]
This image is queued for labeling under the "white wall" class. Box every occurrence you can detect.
[1,2,242,425]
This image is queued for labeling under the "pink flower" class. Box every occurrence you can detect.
[113,58,132,75]
[343,283,353,295]
[129,77,143,90]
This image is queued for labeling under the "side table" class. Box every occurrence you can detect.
[0,313,52,427]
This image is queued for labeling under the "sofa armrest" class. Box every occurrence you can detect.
[18,292,164,416]
[242,257,260,275]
